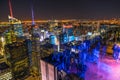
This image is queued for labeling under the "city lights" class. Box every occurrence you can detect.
[0,0,120,80]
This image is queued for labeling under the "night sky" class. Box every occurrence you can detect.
[0,0,120,21]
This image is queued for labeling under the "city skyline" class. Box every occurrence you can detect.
[0,1,120,79]
[0,0,120,21]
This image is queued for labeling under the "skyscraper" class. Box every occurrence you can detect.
[5,41,30,79]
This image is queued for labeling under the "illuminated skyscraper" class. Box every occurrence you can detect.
[5,41,30,79]
[5,29,16,44]
[32,26,41,53]
[13,24,23,37]
[8,16,24,37]
[4,16,24,45]
[31,26,41,76]
[8,0,23,37]
[62,25,75,43]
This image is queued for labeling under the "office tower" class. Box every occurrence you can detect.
[4,16,24,45]
[63,25,75,42]
[8,16,23,37]
[31,26,41,76]
[5,41,30,79]
[32,26,41,53]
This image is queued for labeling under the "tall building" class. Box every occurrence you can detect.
[31,25,41,76]
[63,25,73,35]
[5,41,30,79]
[4,16,24,44]
[32,26,41,53]
[13,24,23,37]
[62,25,75,43]
[8,16,23,37]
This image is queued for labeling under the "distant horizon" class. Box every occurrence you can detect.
[1,16,120,22]
[1,18,120,23]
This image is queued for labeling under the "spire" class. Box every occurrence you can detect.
[8,0,13,17]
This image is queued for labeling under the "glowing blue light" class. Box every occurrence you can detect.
[69,36,75,42]
[50,35,57,45]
